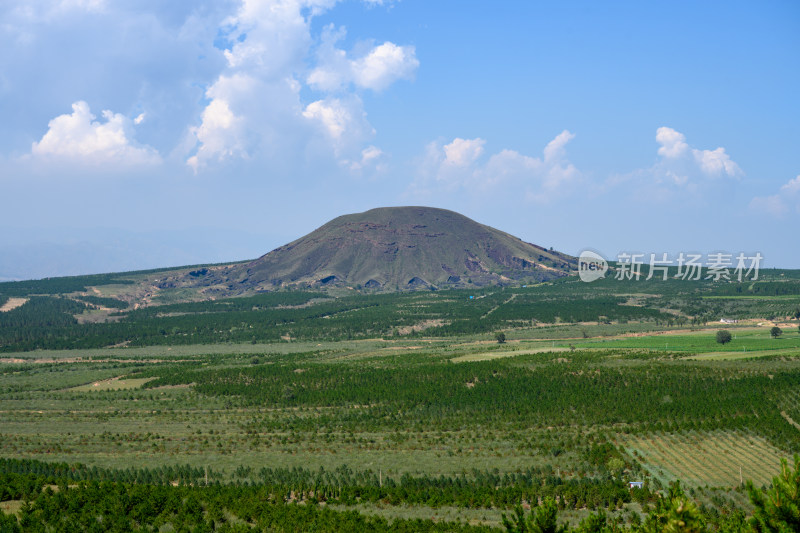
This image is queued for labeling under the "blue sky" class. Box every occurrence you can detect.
[1,0,798,280]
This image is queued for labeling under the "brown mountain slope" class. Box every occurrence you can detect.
[172,206,576,294]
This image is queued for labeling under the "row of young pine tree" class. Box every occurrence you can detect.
[0,457,644,512]
[1,456,799,532]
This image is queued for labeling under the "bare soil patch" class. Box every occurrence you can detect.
[0,297,28,312]
[396,319,447,335]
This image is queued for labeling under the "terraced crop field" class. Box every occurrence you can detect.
[621,431,787,487]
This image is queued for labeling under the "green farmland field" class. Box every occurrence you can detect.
[1,272,800,530]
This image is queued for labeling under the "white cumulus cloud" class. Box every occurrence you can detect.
[303,96,374,154]
[186,1,316,169]
[412,130,580,202]
[31,100,160,166]
[656,127,689,158]
[307,25,418,92]
[186,97,246,172]
[351,42,418,91]
[443,138,485,167]
[344,145,387,175]
[544,130,576,162]
[693,146,741,177]
[186,0,408,172]
[303,99,353,140]
[306,25,350,91]
[652,127,741,184]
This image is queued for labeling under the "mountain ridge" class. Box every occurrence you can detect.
[165,206,576,295]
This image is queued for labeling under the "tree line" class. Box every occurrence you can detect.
[2,455,799,532]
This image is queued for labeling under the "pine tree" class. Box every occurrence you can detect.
[748,454,800,533]
[502,498,568,533]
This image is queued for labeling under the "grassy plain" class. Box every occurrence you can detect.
[558,326,800,353]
